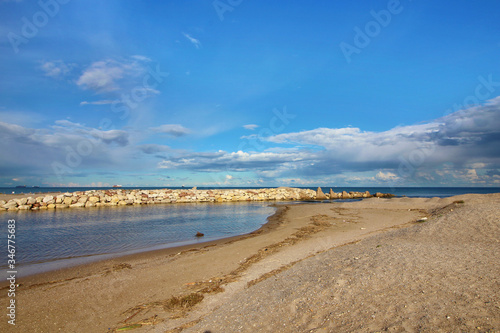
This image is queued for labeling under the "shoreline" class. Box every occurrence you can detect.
[2,193,498,332]
[1,204,287,280]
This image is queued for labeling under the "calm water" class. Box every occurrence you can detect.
[2,202,275,276]
[2,186,499,277]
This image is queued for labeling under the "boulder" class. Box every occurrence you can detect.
[16,198,28,205]
[78,196,88,204]
[88,196,100,203]
[43,196,54,204]
[2,201,18,209]
[316,187,327,200]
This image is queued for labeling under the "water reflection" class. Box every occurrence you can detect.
[3,202,276,268]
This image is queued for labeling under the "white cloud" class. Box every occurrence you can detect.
[80,100,117,106]
[243,124,259,130]
[375,171,399,181]
[76,60,125,92]
[40,60,75,78]
[130,55,152,62]
[76,56,152,93]
[152,124,191,137]
[183,33,201,49]
[156,96,500,185]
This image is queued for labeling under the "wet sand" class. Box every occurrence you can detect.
[1,194,498,332]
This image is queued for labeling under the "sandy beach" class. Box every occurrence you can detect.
[1,193,499,332]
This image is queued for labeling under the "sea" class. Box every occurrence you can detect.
[2,186,499,198]
[1,186,498,277]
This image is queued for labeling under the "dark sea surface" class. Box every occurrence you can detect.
[1,186,498,277]
[2,186,499,197]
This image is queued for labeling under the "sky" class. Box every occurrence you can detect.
[1,0,500,188]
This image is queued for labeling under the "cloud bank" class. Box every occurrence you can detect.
[1,97,499,186]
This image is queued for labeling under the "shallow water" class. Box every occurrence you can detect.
[2,202,276,276]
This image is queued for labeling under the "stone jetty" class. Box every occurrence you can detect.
[0,187,393,212]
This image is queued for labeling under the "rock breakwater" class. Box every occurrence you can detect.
[0,187,393,212]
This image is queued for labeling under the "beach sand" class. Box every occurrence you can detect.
[1,194,498,332]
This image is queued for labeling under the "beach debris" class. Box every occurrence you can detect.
[113,263,132,271]
[195,232,204,237]
[164,293,204,310]
[417,217,428,222]
[116,324,142,331]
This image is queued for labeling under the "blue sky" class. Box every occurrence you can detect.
[1,0,500,187]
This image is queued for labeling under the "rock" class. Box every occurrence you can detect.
[16,198,28,205]
[78,196,88,203]
[195,232,204,237]
[47,204,56,209]
[56,195,65,203]
[63,197,73,205]
[70,202,85,208]
[2,201,18,209]
[27,197,36,205]
[316,187,327,200]
[363,191,371,198]
[43,196,54,204]
[18,205,32,210]
[342,191,351,199]
[56,204,69,209]
[88,196,100,203]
